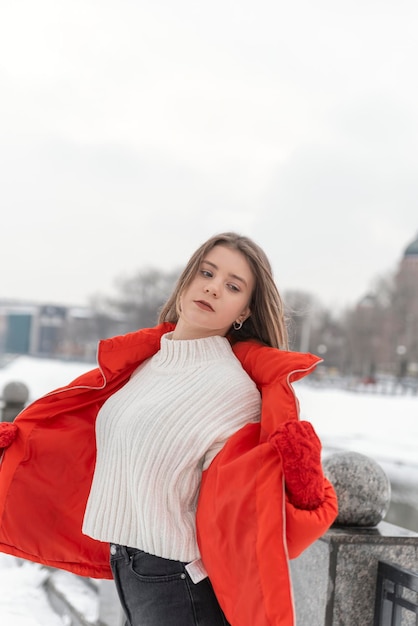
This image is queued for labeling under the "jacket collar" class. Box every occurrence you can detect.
[97,323,321,390]
[97,322,175,382]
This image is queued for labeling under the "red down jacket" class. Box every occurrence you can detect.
[0,323,337,625]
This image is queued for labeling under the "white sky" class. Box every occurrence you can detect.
[1,0,417,311]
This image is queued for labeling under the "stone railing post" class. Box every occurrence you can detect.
[0,381,29,422]
[290,451,418,626]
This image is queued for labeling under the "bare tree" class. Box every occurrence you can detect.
[391,262,418,376]
[109,268,180,332]
[283,290,323,352]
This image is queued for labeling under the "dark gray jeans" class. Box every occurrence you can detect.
[110,544,230,626]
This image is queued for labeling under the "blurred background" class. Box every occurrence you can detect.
[1,0,417,385]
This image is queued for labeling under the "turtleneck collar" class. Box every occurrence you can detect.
[151,332,234,369]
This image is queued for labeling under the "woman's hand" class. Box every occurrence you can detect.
[269,421,325,510]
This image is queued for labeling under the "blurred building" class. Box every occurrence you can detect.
[0,301,127,361]
[392,232,418,376]
[346,231,418,378]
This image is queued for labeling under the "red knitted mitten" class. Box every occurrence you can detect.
[0,422,18,449]
[269,421,325,510]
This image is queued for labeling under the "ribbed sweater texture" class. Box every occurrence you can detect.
[82,332,261,562]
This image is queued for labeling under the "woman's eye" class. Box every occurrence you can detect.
[227,283,240,292]
[201,269,213,278]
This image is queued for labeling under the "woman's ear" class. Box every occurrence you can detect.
[240,307,251,323]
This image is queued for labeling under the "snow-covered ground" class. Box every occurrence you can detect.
[0,553,66,626]
[0,355,417,624]
[296,381,418,489]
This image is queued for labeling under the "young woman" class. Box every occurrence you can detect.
[0,233,338,626]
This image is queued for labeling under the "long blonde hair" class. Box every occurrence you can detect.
[158,232,288,349]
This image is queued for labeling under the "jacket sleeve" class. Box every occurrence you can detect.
[269,420,326,510]
[285,477,338,559]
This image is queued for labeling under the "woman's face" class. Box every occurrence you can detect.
[173,245,255,340]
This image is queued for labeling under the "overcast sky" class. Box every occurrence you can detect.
[1,0,417,312]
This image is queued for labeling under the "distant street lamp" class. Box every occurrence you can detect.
[396,344,407,379]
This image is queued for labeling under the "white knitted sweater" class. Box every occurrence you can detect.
[82,332,261,562]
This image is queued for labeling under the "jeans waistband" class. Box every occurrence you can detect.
[109,543,187,564]
[110,543,147,564]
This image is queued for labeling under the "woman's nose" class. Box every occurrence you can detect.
[204,283,219,296]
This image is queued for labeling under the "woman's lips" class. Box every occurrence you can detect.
[194,300,214,312]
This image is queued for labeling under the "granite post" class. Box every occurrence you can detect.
[0,381,29,422]
[290,451,418,626]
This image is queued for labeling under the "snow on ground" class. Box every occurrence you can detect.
[295,382,418,466]
[50,569,99,623]
[0,554,65,626]
[0,355,417,624]
[294,381,418,498]
[0,355,93,403]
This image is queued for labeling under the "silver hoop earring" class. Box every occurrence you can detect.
[233,321,243,331]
